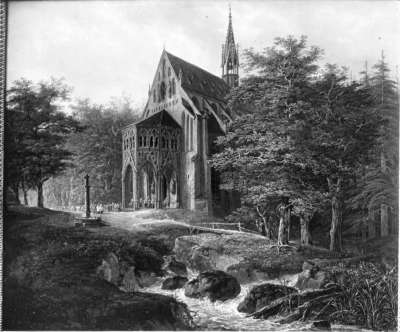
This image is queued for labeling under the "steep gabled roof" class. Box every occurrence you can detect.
[135,109,180,128]
[166,51,230,102]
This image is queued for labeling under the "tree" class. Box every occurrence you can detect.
[212,36,323,245]
[297,65,382,251]
[6,78,80,207]
[348,53,399,239]
[43,98,139,207]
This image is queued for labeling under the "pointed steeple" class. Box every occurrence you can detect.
[221,5,239,88]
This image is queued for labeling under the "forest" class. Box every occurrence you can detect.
[5,36,398,254]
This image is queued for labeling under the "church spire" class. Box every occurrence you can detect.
[221,5,239,88]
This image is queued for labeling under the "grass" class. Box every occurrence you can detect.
[3,205,194,330]
[329,262,397,331]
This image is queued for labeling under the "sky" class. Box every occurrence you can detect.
[8,0,400,109]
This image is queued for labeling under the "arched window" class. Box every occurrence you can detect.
[162,59,166,78]
[168,67,171,77]
[139,136,142,147]
[155,137,158,147]
[168,82,172,98]
[153,90,156,102]
[160,82,166,101]
[150,136,153,147]
[143,136,147,147]
[172,78,176,95]
[162,137,166,148]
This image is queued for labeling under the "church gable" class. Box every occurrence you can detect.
[166,52,230,102]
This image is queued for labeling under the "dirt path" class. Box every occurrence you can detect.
[100,209,189,232]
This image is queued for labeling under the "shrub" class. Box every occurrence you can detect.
[330,262,397,330]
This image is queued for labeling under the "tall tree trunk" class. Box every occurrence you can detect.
[368,209,376,239]
[278,200,290,245]
[328,176,343,252]
[300,215,311,246]
[380,204,389,236]
[12,184,21,205]
[37,182,44,208]
[23,189,28,205]
[380,152,389,236]
[263,217,272,239]
[329,194,342,252]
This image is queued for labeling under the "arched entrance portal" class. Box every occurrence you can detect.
[138,163,156,208]
[124,165,133,208]
[160,169,178,208]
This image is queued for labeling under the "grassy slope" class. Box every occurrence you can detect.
[3,205,193,331]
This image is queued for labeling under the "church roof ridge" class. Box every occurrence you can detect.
[165,51,230,102]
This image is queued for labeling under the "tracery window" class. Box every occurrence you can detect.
[172,78,176,95]
[160,82,166,101]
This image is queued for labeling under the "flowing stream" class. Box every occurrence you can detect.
[143,273,364,331]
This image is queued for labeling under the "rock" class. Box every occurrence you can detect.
[237,283,297,314]
[295,270,329,291]
[184,270,241,302]
[137,270,160,287]
[162,276,188,290]
[162,256,187,276]
[173,233,311,282]
[96,252,120,285]
[120,266,140,292]
[303,260,319,272]
[311,320,331,330]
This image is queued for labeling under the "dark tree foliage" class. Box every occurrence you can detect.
[212,36,326,245]
[6,78,80,207]
[348,54,399,237]
[212,36,383,251]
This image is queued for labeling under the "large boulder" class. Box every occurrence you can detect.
[136,270,160,287]
[96,252,120,286]
[162,255,187,276]
[162,276,188,290]
[120,266,140,292]
[184,270,241,302]
[295,262,330,290]
[237,283,298,314]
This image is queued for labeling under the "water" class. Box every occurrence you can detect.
[142,274,365,331]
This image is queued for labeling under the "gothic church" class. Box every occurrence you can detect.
[122,9,239,215]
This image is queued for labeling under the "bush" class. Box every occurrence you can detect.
[330,262,397,330]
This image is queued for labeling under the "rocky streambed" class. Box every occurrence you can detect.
[96,230,368,331]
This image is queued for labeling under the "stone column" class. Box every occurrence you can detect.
[202,115,212,215]
[155,172,162,209]
[133,167,138,209]
[121,169,126,209]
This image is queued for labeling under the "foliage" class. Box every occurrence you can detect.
[5,78,80,207]
[212,36,325,243]
[347,54,399,235]
[330,262,397,330]
[213,36,382,251]
[43,98,139,206]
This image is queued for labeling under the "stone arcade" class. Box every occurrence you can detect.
[122,10,240,214]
